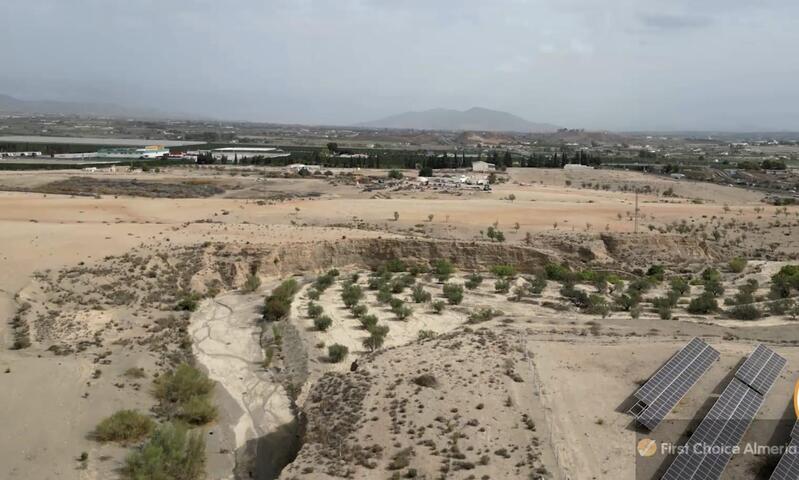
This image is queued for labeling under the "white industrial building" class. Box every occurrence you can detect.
[210,147,290,162]
[471,161,496,172]
[563,163,593,170]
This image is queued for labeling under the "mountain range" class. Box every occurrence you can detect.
[359,107,559,133]
[0,93,168,119]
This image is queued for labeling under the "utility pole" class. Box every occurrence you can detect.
[634,188,639,234]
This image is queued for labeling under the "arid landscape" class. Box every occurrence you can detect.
[0,164,797,480]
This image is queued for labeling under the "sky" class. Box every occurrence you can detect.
[1,0,798,131]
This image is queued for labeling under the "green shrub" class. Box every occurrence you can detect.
[615,292,641,311]
[307,302,323,319]
[464,273,483,290]
[242,274,261,293]
[272,278,299,299]
[646,265,665,282]
[771,265,799,298]
[384,258,406,272]
[495,278,510,294]
[263,297,290,322]
[376,286,393,304]
[306,288,320,300]
[701,268,721,283]
[544,263,575,283]
[687,293,718,314]
[769,298,795,316]
[387,169,404,180]
[408,262,429,276]
[703,277,725,297]
[733,279,758,305]
[394,304,412,320]
[359,314,378,330]
[443,283,464,305]
[313,274,335,292]
[175,292,201,312]
[263,279,299,322]
[491,264,516,278]
[729,257,748,273]
[431,300,445,313]
[328,344,349,363]
[728,304,761,320]
[468,308,501,324]
[669,277,691,296]
[363,333,385,352]
[368,324,390,338]
[391,274,415,293]
[153,364,214,406]
[341,284,364,308]
[657,304,672,320]
[123,422,205,480]
[411,285,432,303]
[586,294,609,317]
[94,410,155,443]
[178,395,218,425]
[314,315,332,331]
[432,259,455,282]
[528,275,547,294]
[560,284,589,309]
[351,304,368,318]
[417,330,436,340]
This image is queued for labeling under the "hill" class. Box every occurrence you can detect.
[0,93,167,119]
[359,106,559,133]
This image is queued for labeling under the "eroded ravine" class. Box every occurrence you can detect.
[189,290,299,480]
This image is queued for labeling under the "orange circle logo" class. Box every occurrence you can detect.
[637,438,657,457]
[793,379,799,419]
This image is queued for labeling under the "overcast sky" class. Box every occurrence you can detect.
[2,0,798,131]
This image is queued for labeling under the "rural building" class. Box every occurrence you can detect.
[0,151,42,158]
[210,147,290,162]
[285,163,321,173]
[471,161,495,172]
[96,146,170,159]
[563,163,593,170]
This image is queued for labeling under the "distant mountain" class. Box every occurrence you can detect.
[0,93,168,119]
[359,107,559,133]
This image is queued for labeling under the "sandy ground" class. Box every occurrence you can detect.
[0,167,796,480]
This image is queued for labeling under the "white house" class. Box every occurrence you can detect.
[563,163,593,170]
[471,161,495,172]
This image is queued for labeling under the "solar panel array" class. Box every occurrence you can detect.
[735,344,787,395]
[769,421,799,480]
[661,345,786,480]
[631,338,719,431]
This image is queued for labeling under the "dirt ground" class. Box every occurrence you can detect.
[0,166,797,480]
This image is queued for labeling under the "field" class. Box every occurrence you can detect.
[0,165,797,480]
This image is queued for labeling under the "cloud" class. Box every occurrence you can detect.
[639,13,712,31]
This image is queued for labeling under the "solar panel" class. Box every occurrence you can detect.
[631,338,719,430]
[661,378,765,480]
[735,344,787,395]
[768,423,799,480]
[635,338,714,404]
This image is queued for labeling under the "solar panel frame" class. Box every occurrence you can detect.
[792,421,799,441]
[634,338,712,404]
[769,439,799,480]
[631,338,719,431]
[635,345,719,431]
[661,378,765,480]
[735,344,787,395]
